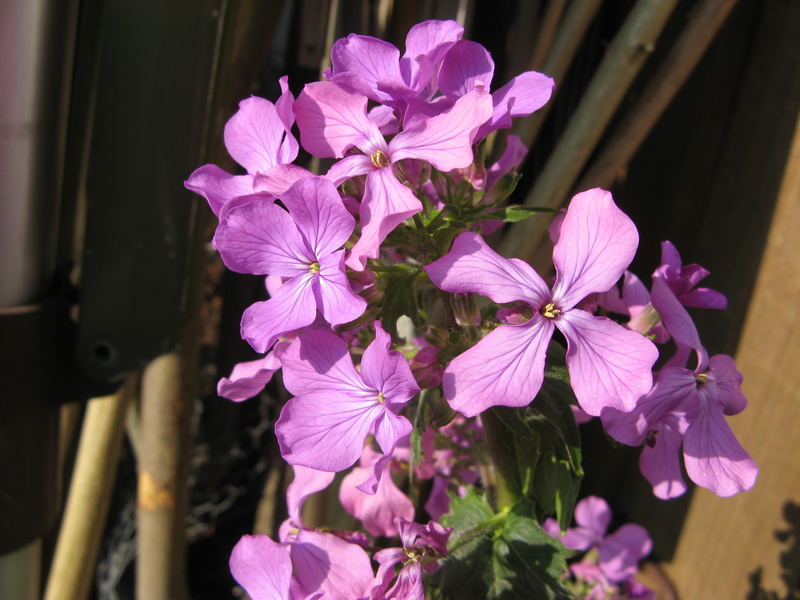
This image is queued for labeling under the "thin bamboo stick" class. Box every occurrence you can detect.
[44,376,135,600]
[513,0,603,149]
[576,0,738,191]
[528,0,566,71]
[503,0,679,261]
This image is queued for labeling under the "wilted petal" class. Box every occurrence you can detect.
[478,70,554,138]
[276,392,382,471]
[683,396,758,497]
[599,524,652,583]
[215,196,312,277]
[361,321,420,405]
[708,354,747,415]
[443,317,554,417]
[224,97,290,174]
[437,40,494,100]
[281,330,369,397]
[287,466,336,523]
[574,496,611,539]
[184,165,254,217]
[253,164,313,197]
[217,351,282,402]
[290,530,374,600]
[556,309,657,415]
[229,535,292,600]
[485,134,527,190]
[281,177,355,257]
[314,252,367,326]
[551,189,639,310]
[640,424,687,500]
[425,232,550,306]
[295,82,385,157]
[346,168,422,270]
[389,90,493,171]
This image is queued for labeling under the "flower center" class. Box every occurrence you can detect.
[540,302,561,319]
[377,392,386,404]
[695,373,709,386]
[404,549,419,562]
[309,261,320,274]
[370,149,391,168]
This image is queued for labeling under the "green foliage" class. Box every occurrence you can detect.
[379,267,423,337]
[435,491,572,599]
[483,204,557,223]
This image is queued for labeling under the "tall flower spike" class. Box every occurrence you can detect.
[275,321,418,473]
[425,189,658,417]
[213,177,366,353]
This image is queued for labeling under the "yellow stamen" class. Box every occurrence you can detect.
[695,373,709,385]
[541,302,561,319]
[404,549,418,562]
[370,149,391,168]
[309,261,320,274]
[377,392,386,404]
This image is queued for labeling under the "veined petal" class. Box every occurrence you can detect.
[281,177,354,257]
[557,309,657,416]
[295,81,385,158]
[224,97,288,174]
[230,535,292,600]
[330,34,402,96]
[281,330,369,397]
[551,189,639,310]
[372,410,413,456]
[574,496,611,538]
[708,354,747,415]
[217,351,282,402]
[361,321,420,405]
[215,195,312,277]
[389,90,493,171]
[425,232,550,306]
[683,396,758,497]
[314,251,367,325]
[346,168,422,270]
[442,317,554,417]
[286,465,336,524]
[640,423,687,499]
[275,392,382,471]
[401,19,463,90]
[477,70,554,138]
[276,75,295,131]
[290,530,374,600]
[325,154,374,187]
[340,462,414,537]
[651,277,708,371]
[241,275,317,353]
[253,164,313,197]
[437,40,494,100]
[184,165,253,217]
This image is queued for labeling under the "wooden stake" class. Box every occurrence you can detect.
[528,0,567,71]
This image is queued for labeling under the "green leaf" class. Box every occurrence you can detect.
[438,493,572,599]
[380,269,421,337]
[484,204,556,223]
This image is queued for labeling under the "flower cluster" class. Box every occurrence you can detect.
[185,18,757,600]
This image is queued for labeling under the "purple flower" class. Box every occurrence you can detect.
[217,340,288,402]
[275,321,419,473]
[656,240,727,310]
[294,81,492,269]
[213,176,366,353]
[185,77,300,216]
[425,189,658,417]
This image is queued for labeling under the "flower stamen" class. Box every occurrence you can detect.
[309,261,321,274]
[377,392,386,404]
[540,302,561,319]
[370,149,391,168]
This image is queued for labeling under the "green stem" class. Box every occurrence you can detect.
[481,409,522,510]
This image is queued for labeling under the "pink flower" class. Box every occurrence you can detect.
[217,341,288,402]
[213,176,366,353]
[275,322,419,473]
[425,189,658,417]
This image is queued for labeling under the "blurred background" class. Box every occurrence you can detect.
[0,0,798,598]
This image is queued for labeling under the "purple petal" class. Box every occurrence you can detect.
[224,96,294,174]
[425,232,551,306]
[561,527,599,552]
[346,168,422,270]
[330,34,402,99]
[275,75,295,131]
[650,277,708,371]
[574,495,611,538]
[253,164,313,197]
[425,477,451,520]
[184,165,254,217]
[485,134,528,190]
[281,176,354,257]
[340,462,414,537]
[314,252,367,325]
[556,309,657,415]
[659,240,682,271]
[477,71,554,138]
[389,90,493,171]
[355,451,392,495]
[281,330,369,397]
[229,535,292,600]
[276,392,382,471]
[214,196,313,277]
[217,351,282,402]
[640,423,687,499]
[680,287,728,310]
[443,317,554,417]
[361,321,420,405]
[683,395,758,497]
[708,354,747,415]
[290,530,374,600]
[373,410,413,457]
[401,19,463,90]
[598,524,652,583]
[286,465,336,524]
[241,275,317,353]
[295,82,385,158]
[551,189,639,310]
[325,154,374,186]
[437,40,494,100]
